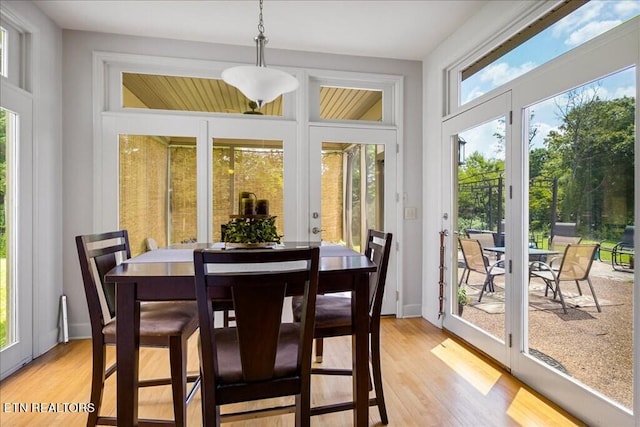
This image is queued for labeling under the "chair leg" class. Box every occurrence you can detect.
[370,326,388,424]
[87,341,107,427]
[458,268,469,287]
[315,338,324,363]
[199,370,218,427]
[169,335,188,427]
[554,280,568,314]
[585,278,602,312]
[478,275,491,302]
[295,381,311,427]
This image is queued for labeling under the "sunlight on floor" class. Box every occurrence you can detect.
[507,387,581,426]
[430,338,502,395]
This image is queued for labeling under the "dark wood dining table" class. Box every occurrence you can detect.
[105,242,377,427]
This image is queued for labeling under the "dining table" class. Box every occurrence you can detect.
[105,242,377,427]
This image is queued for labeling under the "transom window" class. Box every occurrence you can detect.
[0,27,7,77]
[458,0,640,106]
[122,73,283,116]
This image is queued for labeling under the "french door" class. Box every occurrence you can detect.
[442,22,638,425]
[102,117,400,315]
[0,81,33,379]
[441,92,512,367]
[101,114,298,247]
[309,125,398,315]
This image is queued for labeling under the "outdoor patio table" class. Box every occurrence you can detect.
[484,246,559,262]
[105,242,377,427]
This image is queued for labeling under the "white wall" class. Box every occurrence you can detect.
[2,1,63,356]
[421,1,536,325]
[61,30,423,336]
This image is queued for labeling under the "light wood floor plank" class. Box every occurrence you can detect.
[0,318,585,426]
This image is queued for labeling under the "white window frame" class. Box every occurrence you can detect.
[308,70,399,126]
[100,52,299,120]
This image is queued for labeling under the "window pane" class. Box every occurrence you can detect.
[527,67,635,409]
[320,86,382,121]
[0,107,16,350]
[119,134,197,255]
[455,118,506,341]
[212,139,284,242]
[321,142,384,251]
[122,73,283,116]
[0,27,7,77]
[462,1,639,104]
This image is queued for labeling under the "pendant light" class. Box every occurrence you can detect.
[222,0,298,108]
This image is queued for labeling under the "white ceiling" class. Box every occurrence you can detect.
[33,0,487,61]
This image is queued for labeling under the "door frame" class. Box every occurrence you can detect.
[441,91,513,367]
[440,19,639,425]
[507,22,639,426]
[0,81,34,379]
[309,124,399,316]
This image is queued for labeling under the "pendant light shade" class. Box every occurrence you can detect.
[222,0,298,108]
[222,65,298,108]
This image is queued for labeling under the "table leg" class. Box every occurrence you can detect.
[352,272,370,427]
[116,283,140,426]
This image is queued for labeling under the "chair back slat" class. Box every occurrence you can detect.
[76,230,130,329]
[194,247,319,388]
[365,230,393,314]
[233,281,286,381]
[558,244,599,281]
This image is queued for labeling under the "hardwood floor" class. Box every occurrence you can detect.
[0,317,585,426]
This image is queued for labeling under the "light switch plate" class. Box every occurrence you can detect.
[404,207,417,220]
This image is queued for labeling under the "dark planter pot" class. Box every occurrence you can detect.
[458,303,464,316]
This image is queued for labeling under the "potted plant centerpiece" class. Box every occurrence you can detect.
[222,216,282,248]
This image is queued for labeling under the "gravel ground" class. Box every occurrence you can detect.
[459,259,634,409]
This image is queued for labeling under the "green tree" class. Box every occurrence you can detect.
[457,152,504,232]
[542,89,635,239]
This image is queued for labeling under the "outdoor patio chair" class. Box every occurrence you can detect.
[468,232,498,258]
[458,238,505,302]
[547,235,582,266]
[529,243,601,314]
[552,222,577,238]
[611,225,634,271]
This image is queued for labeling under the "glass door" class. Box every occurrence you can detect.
[207,118,298,242]
[516,67,636,424]
[0,82,33,378]
[441,21,637,424]
[101,114,206,244]
[101,115,297,245]
[309,126,398,315]
[442,92,512,366]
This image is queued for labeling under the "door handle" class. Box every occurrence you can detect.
[312,227,325,234]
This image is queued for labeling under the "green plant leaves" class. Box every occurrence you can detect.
[223,216,282,243]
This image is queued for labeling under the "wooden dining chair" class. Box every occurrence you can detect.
[291,230,392,424]
[194,247,319,427]
[75,230,200,427]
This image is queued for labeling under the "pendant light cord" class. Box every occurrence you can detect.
[258,0,265,36]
